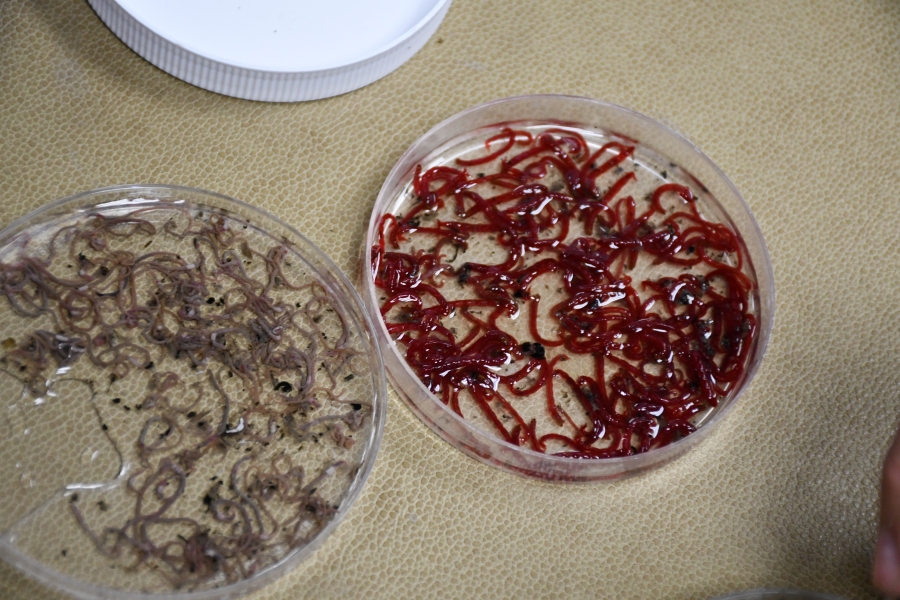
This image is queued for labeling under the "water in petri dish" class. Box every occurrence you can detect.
[374,122,759,458]
[0,200,376,594]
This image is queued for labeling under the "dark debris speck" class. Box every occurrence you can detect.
[521,342,546,360]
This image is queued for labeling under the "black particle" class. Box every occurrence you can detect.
[344,374,355,382]
[457,263,471,285]
[275,381,293,393]
[521,342,546,360]
[351,403,362,411]
[112,398,121,404]
[101,424,108,431]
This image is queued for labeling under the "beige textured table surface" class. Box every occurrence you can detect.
[1,1,899,598]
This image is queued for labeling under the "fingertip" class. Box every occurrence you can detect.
[874,530,900,595]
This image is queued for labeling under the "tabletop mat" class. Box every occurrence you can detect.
[1,1,899,598]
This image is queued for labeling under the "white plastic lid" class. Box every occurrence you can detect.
[88,0,452,101]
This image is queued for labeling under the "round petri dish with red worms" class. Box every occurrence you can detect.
[362,95,774,482]
[0,185,386,599]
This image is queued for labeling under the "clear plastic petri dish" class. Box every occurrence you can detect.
[711,590,849,600]
[0,185,386,599]
[361,94,774,482]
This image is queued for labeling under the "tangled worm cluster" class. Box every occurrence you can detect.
[373,126,757,458]
[0,202,371,590]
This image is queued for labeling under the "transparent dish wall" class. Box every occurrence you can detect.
[711,590,849,600]
[0,185,386,599]
[362,95,774,482]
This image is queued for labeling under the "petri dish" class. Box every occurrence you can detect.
[0,185,386,598]
[361,94,775,482]
[711,590,849,600]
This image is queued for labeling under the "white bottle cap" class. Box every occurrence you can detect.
[88,0,452,102]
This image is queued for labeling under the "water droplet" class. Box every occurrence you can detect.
[19,471,34,489]
[81,448,100,465]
